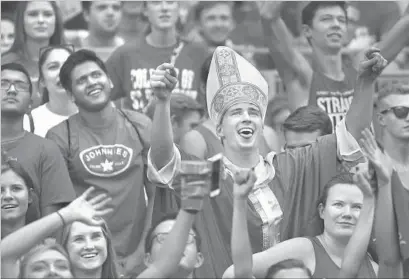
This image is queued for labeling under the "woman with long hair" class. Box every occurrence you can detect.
[1,154,36,239]
[225,171,378,278]
[60,219,119,278]
[24,45,78,137]
[1,187,113,278]
[1,13,16,54]
[1,1,66,107]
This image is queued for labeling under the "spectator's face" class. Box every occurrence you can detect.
[378,94,409,141]
[66,222,108,272]
[40,48,71,97]
[284,129,321,150]
[1,169,31,223]
[147,220,203,275]
[199,4,234,45]
[218,103,263,152]
[304,5,347,51]
[85,1,122,35]
[1,19,15,54]
[319,184,362,240]
[23,249,73,279]
[1,69,32,116]
[144,1,179,31]
[172,110,202,144]
[24,1,56,41]
[271,268,311,279]
[69,61,112,112]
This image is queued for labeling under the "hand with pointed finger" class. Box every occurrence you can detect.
[233,169,257,200]
[358,48,388,82]
[58,187,113,226]
[150,63,178,102]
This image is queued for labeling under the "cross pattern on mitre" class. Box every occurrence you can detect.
[207,46,269,125]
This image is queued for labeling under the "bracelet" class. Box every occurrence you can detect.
[56,211,66,227]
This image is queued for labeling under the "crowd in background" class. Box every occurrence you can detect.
[1,1,409,278]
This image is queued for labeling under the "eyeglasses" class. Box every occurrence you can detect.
[381,106,409,119]
[39,44,75,58]
[1,80,30,92]
[150,232,196,245]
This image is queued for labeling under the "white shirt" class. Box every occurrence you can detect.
[24,104,73,138]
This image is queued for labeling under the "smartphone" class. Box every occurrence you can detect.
[208,153,223,198]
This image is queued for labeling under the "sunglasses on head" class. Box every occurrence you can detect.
[39,44,75,58]
[381,106,409,119]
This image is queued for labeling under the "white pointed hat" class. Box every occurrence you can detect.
[206,46,269,125]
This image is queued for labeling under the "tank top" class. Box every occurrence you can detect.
[194,124,272,159]
[309,236,376,278]
[308,62,357,131]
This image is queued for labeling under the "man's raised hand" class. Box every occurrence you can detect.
[150,63,178,102]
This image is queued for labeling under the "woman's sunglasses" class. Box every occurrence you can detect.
[381,106,409,119]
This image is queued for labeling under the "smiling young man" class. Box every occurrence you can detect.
[259,1,409,129]
[146,46,387,277]
[1,63,76,222]
[45,49,154,276]
[106,0,208,112]
[190,1,236,54]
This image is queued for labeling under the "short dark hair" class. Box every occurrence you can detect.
[81,1,123,13]
[194,1,234,21]
[317,173,354,208]
[145,212,202,253]
[302,1,347,26]
[1,62,33,95]
[265,259,312,279]
[146,94,204,123]
[59,49,108,92]
[282,106,332,136]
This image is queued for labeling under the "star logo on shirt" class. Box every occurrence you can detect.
[101,159,113,172]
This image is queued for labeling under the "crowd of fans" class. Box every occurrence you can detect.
[1,1,409,278]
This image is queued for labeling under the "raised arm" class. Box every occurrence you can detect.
[138,168,210,278]
[149,63,179,170]
[338,172,376,278]
[345,48,387,141]
[258,1,313,110]
[355,8,409,71]
[359,129,402,278]
[231,170,257,278]
[1,187,112,276]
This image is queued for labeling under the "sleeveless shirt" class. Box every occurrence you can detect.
[308,62,357,131]
[309,236,376,278]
